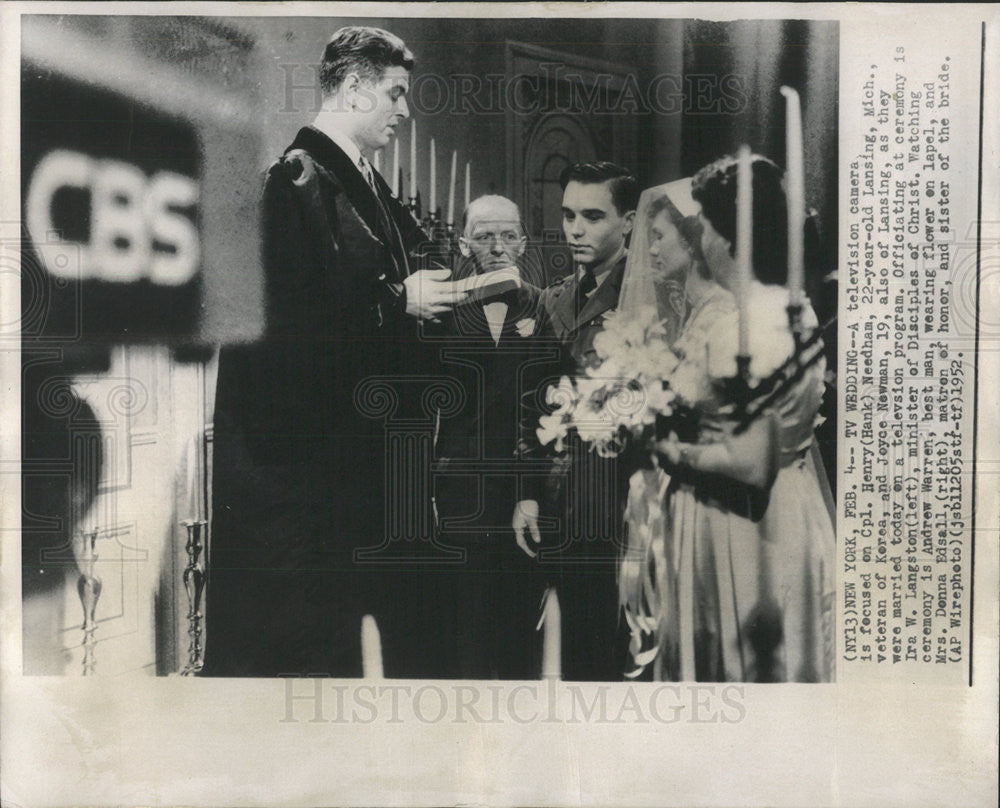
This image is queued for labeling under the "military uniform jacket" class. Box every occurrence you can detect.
[521,256,635,563]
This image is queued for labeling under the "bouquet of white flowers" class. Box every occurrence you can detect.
[536,306,680,458]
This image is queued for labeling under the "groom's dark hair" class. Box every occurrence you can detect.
[559,162,639,215]
[320,27,414,95]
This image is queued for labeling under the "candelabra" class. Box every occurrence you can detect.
[717,86,821,435]
[181,519,208,675]
[76,527,102,676]
[422,206,439,233]
[416,206,459,258]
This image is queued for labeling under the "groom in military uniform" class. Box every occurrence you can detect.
[204,27,464,677]
[513,162,639,681]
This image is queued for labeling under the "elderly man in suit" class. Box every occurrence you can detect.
[203,27,464,677]
[421,195,548,678]
[513,162,639,681]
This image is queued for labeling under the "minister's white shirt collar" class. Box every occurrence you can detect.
[311,116,363,167]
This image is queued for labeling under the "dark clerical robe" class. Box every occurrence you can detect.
[203,127,430,677]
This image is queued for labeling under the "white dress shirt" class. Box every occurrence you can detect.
[483,300,507,346]
[312,117,363,167]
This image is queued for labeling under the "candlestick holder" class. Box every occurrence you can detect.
[408,195,421,221]
[719,354,755,419]
[76,527,102,676]
[786,301,805,352]
[181,519,208,675]
[443,222,459,254]
[423,209,454,246]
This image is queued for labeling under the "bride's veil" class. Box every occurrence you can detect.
[617,178,705,678]
[617,177,703,345]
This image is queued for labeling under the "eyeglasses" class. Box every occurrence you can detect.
[470,230,523,245]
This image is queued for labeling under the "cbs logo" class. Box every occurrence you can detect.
[26,149,199,286]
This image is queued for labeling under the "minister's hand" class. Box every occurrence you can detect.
[404,268,468,321]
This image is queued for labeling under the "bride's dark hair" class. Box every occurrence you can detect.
[691,154,788,286]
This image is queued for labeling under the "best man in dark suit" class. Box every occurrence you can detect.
[202,27,464,677]
[513,162,639,681]
[425,195,549,678]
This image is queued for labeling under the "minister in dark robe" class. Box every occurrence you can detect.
[202,27,463,677]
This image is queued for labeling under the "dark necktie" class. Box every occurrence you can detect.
[358,156,378,193]
[577,269,597,312]
[360,156,413,281]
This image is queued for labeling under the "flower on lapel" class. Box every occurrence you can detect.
[515,317,536,338]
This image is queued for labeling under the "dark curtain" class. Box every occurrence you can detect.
[680,19,839,283]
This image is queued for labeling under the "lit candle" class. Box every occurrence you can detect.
[541,587,561,679]
[373,149,381,175]
[781,86,805,304]
[464,161,471,211]
[429,138,437,213]
[736,145,753,357]
[447,150,457,225]
[392,138,400,197]
[409,120,417,198]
